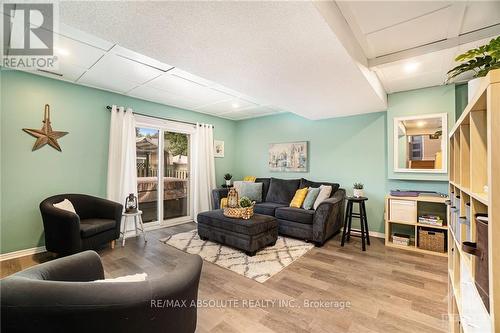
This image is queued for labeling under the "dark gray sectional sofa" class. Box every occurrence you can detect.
[212,178,346,246]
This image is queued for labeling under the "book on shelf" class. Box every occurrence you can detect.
[418,215,444,226]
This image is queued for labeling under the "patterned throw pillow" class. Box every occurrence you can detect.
[313,185,333,210]
[290,187,309,208]
[302,187,320,210]
[233,181,263,202]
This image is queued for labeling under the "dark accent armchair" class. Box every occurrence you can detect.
[0,250,203,333]
[40,194,123,255]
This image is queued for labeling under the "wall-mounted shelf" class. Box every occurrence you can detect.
[447,69,500,333]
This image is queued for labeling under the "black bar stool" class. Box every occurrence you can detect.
[341,197,370,251]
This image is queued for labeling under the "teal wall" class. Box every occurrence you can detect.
[1,69,455,253]
[233,111,448,235]
[387,84,455,181]
[455,83,468,119]
[0,70,237,253]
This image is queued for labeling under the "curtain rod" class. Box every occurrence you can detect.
[105,106,214,128]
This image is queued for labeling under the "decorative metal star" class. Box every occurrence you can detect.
[22,104,68,152]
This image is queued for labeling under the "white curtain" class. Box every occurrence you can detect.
[193,123,216,221]
[106,105,137,206]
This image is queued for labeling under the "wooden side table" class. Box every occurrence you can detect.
[341,196,370,251]
[121,210,147,246]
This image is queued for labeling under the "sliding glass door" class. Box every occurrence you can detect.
[135,116,194,227]
[163,131,190,220]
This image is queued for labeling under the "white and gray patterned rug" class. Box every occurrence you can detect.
[160,230,313,283]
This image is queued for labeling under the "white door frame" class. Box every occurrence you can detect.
[135,115,195,228]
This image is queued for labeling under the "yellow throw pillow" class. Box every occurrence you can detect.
[290,188,308,208]
[243,176,256,182]
[220,198,228,209]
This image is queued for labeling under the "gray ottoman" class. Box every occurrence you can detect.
[197,210,278,256]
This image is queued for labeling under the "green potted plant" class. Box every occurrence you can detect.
[353,183,364,198]
[224,173,232,186]
[446,36,500,102]
[239,196,255,220]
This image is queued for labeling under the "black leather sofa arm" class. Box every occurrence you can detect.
[212,188,229,209]
[1,251,203,333]
[15,250,105,282]
[312,189,346,245]
[39,200,82,253]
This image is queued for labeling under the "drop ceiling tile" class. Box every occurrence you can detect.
[78,53,162,93]
[195,98,258,115]
[128,85,201,110]
[366,6,453,57]
[345,1,452,35]
[54,34,105,69]
[147,74,234,106]
[461,2,500,34]
[35,62,87,82]
[110,45,173,71]
[57,23,114,51]
[167,68,214,87]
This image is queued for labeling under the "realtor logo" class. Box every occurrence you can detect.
[2,2,58,70]
[3,3,54,56]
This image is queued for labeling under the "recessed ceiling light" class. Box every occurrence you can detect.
[404,62,419,73]
[55,47,70,56]
[417,121,426,128]
[232,102,240,108]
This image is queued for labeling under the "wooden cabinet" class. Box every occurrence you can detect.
[384,195,448,257]
[448,69,500,333]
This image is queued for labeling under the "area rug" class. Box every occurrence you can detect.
[160,230,314,283]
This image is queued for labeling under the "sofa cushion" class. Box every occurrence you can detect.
[80,218,116,238]
[275,207,315,225]
[265,178,300,204]
[254,202,288,216]
[233,181,263,202]
[302,187,320,210]
[299,178,339,196]
[255,178,270,201]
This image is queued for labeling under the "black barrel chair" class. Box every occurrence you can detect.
[40,194,123,255]
[0,250,203,333]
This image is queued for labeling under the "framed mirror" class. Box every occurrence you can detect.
[393,113,447,173]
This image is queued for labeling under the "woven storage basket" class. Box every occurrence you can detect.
[223,205,254,220]
[418,228,445,252]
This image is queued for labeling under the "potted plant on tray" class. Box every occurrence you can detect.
[353,183,364,198]
[224,173,232,186]
[239,196,255,220]
[446,36,500,102]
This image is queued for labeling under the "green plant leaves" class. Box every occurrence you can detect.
[447,36,500,83]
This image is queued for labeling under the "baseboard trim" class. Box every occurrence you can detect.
[340,228,384,239]
[0,246,47,261]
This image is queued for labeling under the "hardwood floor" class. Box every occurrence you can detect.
[1,223,448,332]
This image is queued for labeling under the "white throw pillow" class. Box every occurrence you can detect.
[53,199,76,214]
[313,185,333,210]
[94,273,148,283]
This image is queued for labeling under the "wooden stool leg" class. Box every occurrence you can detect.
[341,202,350,246]
[362,201,370,245]
[359,202,366,251]
[347,202,354,242]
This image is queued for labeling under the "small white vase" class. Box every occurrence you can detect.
[468,77,483,103]
[353,189,364,198]
[225,180,231,186]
